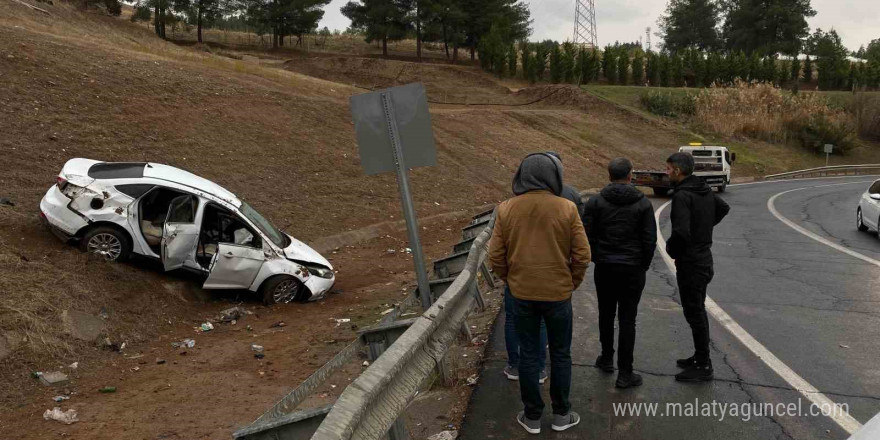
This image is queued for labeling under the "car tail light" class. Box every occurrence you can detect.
[56,176,68,190]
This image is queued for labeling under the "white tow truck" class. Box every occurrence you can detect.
[633,143,736,195]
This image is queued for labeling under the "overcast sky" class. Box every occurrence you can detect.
[318,0,878,52]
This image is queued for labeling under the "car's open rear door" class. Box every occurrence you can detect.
[161,195,200,271]
[203,243,264,289]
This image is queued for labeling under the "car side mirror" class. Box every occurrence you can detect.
[730,152,736,164]
[871,193,880,201]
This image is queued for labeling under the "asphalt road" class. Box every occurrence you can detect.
[459,176,880,440]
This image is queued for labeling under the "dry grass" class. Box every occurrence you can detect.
[851,93,880,141]
[693,82,857,153]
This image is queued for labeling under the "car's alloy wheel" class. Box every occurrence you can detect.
[88,233,123,261]
[272,278,303,304]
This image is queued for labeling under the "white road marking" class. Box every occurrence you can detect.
[767,181,880,268]
[656,199,864,435]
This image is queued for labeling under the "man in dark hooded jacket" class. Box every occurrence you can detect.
[489,153,591,434]
[582,157,656,388]
[547,152,585,218]
[665,152,730,382]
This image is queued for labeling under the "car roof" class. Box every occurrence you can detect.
[142,163,241,207]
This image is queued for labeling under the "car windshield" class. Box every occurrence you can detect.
[240,202,290,248]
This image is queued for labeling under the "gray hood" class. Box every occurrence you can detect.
[512,153,564,196]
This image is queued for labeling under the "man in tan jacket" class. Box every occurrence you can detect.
[489,152,591,434]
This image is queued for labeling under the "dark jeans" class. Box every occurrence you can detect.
[504,287,547,370]
[511,295,573,420]
[594,263,646,372]
[675,262,715,364]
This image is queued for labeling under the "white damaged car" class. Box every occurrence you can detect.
[40,158,335,304]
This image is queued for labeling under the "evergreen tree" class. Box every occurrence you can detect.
[508,43,518,77]
[617,49,630,85]
[802,55,813,83]
[590,49,601,81]
[562,41,577,83]
[790,57,801,84]
[606,49,618,84]
[535,41,550,81]
[521,41,535,82]
[342,0,411,56]
[723,0,815,56]
[779,59,791,84]
[550,44,563,83]
[631,49,645,85]
[734,50,749,81]
[762,56,777,84]
[658,0,721,51]
[659,52,671,87]
[705,51,722,86]
[810,29,849,90]
[671,52,684,87]
[601,45,613,81]
[747,52,761,81]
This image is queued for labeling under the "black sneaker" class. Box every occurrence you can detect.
[595,355,614,373]
[675,363,714,382]
[615,371,643,388]
[676,355,697,368]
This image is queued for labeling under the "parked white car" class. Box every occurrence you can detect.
[856,179,880,236]
[39,159,335,304]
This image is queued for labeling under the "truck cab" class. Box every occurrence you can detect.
[678,144,736,192]
[632,143,736,195]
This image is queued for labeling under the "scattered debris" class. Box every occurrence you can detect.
[130,366,140,372]
[427,430,458,440]
[466,374,479,386]
[198,322,214,332]
[53,396,70,402]
[334,318,350,327]
[840,344,850,349]
[0,197,14,207]
[98,386,117,393]
[362,361,370,367]
[246,325,253,332]
[254,353,265,359]
[68,362,78,370]
[269,321,286,328]
[251,344,264,353]
[171,339,195,349]
[218,307,249,323]
[39,371,69,386]
[156,359,166,365]
[380,308,395,316]
[43,407,78,425]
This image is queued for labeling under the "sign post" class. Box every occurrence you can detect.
[824,144,833,166]
[350,83,437,311]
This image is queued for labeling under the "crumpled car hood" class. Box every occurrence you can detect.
[282,234,333,270]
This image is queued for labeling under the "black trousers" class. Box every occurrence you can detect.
[675,262,715,364]
[511,295,573,420]
[594,263,646,372]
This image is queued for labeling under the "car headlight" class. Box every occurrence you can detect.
[305,264,334,279]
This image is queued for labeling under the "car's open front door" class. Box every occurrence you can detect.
[161,195,200,271]
[203,243,264,289]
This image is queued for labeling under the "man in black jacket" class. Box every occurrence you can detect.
[665,152,730,382]
[583,157,656,388]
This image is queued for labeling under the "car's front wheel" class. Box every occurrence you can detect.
[261,275,308,305]
[857,208,869,232]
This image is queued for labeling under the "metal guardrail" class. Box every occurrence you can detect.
[310,217,494,440]
[764,164,880,180]
[233,208,496,440]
